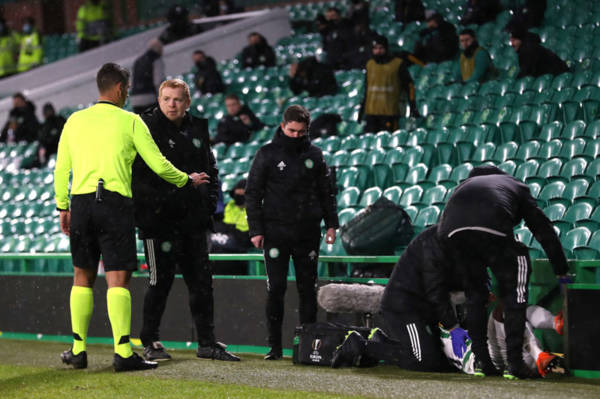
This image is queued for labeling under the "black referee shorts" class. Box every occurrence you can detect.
[70,190,138,271]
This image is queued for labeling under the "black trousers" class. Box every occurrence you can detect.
[139,232,215,347]
[448,231,531,369]
[363,115,399,133]
[365,309,450,372]
[263,224,321,348]
[78,38,101,53]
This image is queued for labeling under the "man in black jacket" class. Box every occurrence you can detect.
[213,94,264,146]
[413,12,459,64]
[245,105,339,360]
[192,50,224,95]
[509,27,568,78]
[289,56,338,97]
[240,32,276,69]
[132,79,239,362]
[0,92,39,143]
[36,103,65,165]
[333,224,469,372]
[437,165,569,379]
[130,39,164,114]
[317,8,355,70]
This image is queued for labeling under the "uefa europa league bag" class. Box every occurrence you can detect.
[292,322,371,366]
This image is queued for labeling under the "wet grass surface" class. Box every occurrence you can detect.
[1,340,599,398]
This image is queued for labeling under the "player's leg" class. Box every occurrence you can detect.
[139,236,177,360]
[491,241,536,379]
[291,230,320,326]
[61,194,100,369]
[98,192,157,371]
[263,234,291,359]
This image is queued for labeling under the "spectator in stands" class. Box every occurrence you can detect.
[317,8,355,70]
[413,11,459,64]
[361,34,418,133]
[159,5,203,45]
[245,105,339,360]
[193,50,225,94]
[130,39,164,114]
[213,94,264,146]
[0,92,39,143]
[204,0,239,16]
[210,179,252,275]
[308,113,341,138]
[0,17,18,78]
[76,0,113,52]
[36,103,65,166]
[240,32,276,69]
[17,17,42,73]
[509,27,569,78]
[460,0,502,25]
[347,0,370,27]
[289,56,338,97]
[395,0,425,23]
[348,21,378,69]
[506,0,546,30]
[453,29,493,83]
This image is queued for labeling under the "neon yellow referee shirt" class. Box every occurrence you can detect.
[54,102,188,210]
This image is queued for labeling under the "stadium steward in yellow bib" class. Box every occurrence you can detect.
[54,62,208,372]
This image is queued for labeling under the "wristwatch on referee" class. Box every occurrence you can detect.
[187,174,194,186]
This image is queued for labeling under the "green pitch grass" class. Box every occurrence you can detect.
[1,340,600,398]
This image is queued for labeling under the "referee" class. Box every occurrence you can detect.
[54,63,207,372]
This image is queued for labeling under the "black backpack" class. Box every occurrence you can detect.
[340,196,413,255]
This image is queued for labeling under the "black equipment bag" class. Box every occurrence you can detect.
[340,196,413,255]
[292,322,371,366]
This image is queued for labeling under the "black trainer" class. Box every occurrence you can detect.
[197,342,240,361]
[113,352,158,372]
[473,357,502,377]
[503,361,539,380]
[331,330,366,368]
[264,347,283,360]
[60,348,87,369]
[143,341,172,361]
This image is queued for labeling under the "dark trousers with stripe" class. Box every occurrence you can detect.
[139,232,215,347]
[449,231,531,370]
[263,224,321,349]
[365,309,450,372]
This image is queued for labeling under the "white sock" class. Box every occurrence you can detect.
[526,305,554,330]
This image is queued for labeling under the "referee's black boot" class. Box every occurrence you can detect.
[113,352,158,372]
[61,348,87,369]
[197,342,240,361]
[264,346,283,360]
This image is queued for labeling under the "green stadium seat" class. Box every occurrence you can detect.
[551,72,573,91]
[493,142,518,163]
[382,186,402,204]
[537,121,563,142]
[557,139,586,162]
[498,160,517,175]
[348,149,367,166]
[560,120,586,140]
[561,179,591,207]
[372,163,393,189]
[580,139,600,161]
[414,205,441,230]
[337,187,361,209]
[399,186,423,208]
[533,158,564,185]
[446,163,474,184]
[373,132,391,148]
[427,164,452,185]
[389,130,409,147]
[322,136,341,153]
[543,203,567,223]
[338,208,357,227]
[560,157,588,183]
[516,159,540,182]
[338,167,370,191]
[404,205,418,223]
[330,150,349,167]
[534,140,562,161]
[419,185,447,206]
[585,158,600,179]
[562,227,592,259]
[573,229,600,260]
[563,202,594,229]
[358,187,382,208]
[528,182,542,198]
[365,149,386,165]
[401,163,428,188]
[538,181,566,207]
[583,120,600,139]
[401,146,425,167]
[340,136,358,151]
[512,140,540,161]
[468,142,496,164]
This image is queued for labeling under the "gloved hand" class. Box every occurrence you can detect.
[449,327,470,358]
[558,275,572,286]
